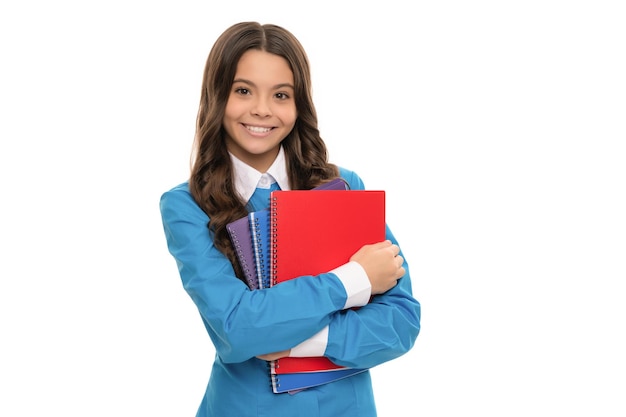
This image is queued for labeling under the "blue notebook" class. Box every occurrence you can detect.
[249,210,271,289]
[271,368,368,394]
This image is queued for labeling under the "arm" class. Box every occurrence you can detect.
[159,183,368,363]
[326,225,421,369]
[285,227,420,368]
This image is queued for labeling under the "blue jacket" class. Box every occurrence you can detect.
[159,167,421,417]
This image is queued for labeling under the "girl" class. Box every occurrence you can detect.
[159,21,420,417]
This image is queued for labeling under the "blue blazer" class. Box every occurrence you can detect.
[159,167,421,417]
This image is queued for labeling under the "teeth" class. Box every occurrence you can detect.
[246,125,271,133]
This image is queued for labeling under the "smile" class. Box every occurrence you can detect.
[245,125,273,133]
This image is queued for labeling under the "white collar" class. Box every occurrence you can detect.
[230,146,290,203]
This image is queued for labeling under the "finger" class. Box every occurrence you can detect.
[396,266,406,279]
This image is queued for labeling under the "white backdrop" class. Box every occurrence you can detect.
[1,1,625,416]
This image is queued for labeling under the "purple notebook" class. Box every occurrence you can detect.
[226,216,259,290]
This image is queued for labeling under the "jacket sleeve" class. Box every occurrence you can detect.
[160,184,355,363]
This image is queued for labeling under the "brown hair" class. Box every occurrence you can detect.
[189,22,339,281]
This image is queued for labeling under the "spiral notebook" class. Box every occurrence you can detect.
[268,189,385,377]
[226,216,259,290]
[269,189,386,286]
[271,356,346,374]
[271,367,368,394]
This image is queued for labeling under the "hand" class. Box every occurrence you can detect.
[257,349,291,361]
[350,240,405,295]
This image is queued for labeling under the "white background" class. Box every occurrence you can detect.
[1,1,624,416]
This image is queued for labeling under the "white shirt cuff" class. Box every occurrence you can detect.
[289,326,328,357]
[331,261,372,309]
[289,262,371,358]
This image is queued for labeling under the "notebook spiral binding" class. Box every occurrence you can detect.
[271,375,280,390]
[270,197,278,287]
[269,361,280,391]
[249,210,272,289]
[252,216,265,288]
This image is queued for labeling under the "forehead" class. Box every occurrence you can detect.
[235,50,294,86]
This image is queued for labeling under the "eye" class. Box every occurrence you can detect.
[275,92,290,100]
[234,87,250,95]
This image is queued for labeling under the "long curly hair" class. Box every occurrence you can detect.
[189,22,339,282]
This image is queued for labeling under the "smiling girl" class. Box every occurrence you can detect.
[159,21,420,417]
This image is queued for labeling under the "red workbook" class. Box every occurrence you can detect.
[269,189,386,375]
[270,189,386,285]
[270,356,345,374]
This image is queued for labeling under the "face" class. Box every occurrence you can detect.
[223,49,297,172]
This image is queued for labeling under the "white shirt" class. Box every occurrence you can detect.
[229,146,290,203]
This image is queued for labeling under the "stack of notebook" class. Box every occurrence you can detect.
[226,178,386,394]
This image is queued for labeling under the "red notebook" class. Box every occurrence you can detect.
[270,356,345,374]
[270,189,386,285]
[269,189,386,374]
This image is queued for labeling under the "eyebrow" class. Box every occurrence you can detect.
[233,78,294,90]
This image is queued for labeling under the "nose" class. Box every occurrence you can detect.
[252,96,272,117]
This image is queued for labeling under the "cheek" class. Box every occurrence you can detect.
[223,101,241,120]
[279,106,298,125]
